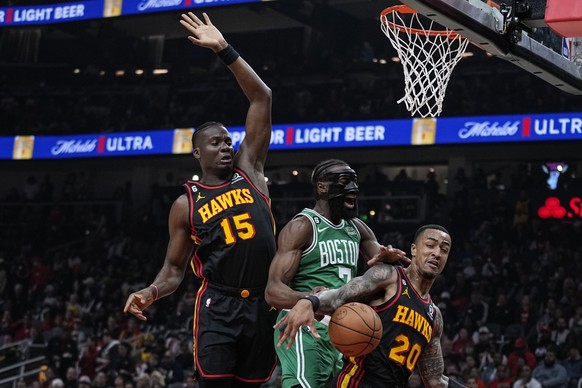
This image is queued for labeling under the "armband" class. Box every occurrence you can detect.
[299,295,320,312]
[216,44,240,66]
[150,284,159,301]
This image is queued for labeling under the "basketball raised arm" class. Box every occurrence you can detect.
[229,56,272,187]
[180,12,272,193]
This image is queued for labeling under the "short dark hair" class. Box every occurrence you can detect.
[311,159,349,197]
[413,224,451,244]
[191,121,225,149]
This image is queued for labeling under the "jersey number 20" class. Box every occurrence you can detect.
[388,334,422,371]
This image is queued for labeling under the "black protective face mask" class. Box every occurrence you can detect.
[321,169,359,220]
[322,170,359,200]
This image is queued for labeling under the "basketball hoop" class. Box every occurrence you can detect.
[380,5,470,118]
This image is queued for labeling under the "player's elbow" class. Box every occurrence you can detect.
[264,283,277,306]
[264,281,289,308]
[252,85,272,105]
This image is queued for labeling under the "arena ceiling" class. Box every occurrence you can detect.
[0,0,407,67]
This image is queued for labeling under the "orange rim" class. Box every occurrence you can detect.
[380,5,465,39]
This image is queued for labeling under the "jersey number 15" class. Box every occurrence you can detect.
[220,213,256,244]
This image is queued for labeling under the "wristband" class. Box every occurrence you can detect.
[299,295,320,312]
[150,284,159,301]
[216,44,240,66]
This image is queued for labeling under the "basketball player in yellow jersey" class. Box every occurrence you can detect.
[276,225,467,388]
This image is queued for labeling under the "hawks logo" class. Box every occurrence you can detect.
[428,303,435,320]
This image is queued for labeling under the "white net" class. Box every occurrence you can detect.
[381,7,470,118]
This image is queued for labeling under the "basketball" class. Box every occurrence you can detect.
[328,302,382,357]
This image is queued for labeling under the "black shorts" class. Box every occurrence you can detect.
[193,282,278,383]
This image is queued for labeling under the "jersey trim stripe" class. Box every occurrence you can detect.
[295,329,312,388]
[190,251,203,279]
[192,280,208,377]
[299,213,318,256]
[338,357,364,388]
[182,183,199,242]
[374,269,403,312]
[399,267,432,304]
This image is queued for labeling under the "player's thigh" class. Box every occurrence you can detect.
[195,294,238,376]
[235,297,278,381]
[276,326,340,388]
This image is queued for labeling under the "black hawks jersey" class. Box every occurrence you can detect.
[336,266,436,388]
[183,168,276,288]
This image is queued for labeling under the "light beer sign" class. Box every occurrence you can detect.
[537,196,582,219]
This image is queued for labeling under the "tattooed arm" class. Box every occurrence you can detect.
[275,264,398,349]
[416,306,464,388]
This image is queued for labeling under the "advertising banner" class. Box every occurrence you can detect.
[1,113,580,160]
[0,0,262,26]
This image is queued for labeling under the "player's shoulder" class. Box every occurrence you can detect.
[350,217,373,234]
[282,214,313,234]
[173,193,189,208]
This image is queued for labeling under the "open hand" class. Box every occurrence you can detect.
[179,12,227,52]
[274,299,319,350]
[367,244,410,267]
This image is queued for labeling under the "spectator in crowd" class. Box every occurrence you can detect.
[508,338,538,378]
[45,327,79,379]
[482,352,507,386]
[78,336,99,379]
[551,317,572,359]
[465,291,489,329]
[528,321,554,361]
[488,293,515,326]
[564,345,582,388]
[78,375,92,388]
[95,330,120,374]
[92,371,108,388]
[513,365,541,388]
[490,364,514,388]
[452,327,475,362]
[532,349,568,388]
[51,379,65,388]
[63,367,79,388]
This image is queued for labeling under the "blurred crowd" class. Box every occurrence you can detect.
[1,162,582,388]
[1,25,581,137]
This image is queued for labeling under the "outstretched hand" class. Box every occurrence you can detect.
[179,12,227,52]
[123,288,155,321]
[274,300,319,350]
[367,244,410,267]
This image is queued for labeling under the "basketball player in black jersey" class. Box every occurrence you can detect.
[124,12,277,388]
[275,225,466,388]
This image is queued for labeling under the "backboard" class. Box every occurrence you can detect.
[397,0,582,95]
